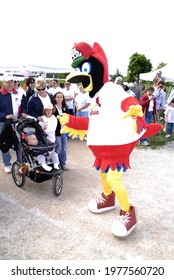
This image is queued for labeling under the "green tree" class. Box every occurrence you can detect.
[155,62,167,70]
[127,53,152,83]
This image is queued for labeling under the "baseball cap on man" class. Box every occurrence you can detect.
[3,72,15,82]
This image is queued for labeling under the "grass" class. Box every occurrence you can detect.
[137,122,174,149]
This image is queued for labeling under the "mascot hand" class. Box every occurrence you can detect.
[122,105,143,119]
[57,113,69,125]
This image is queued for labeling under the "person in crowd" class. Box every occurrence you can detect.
[153,71,165,87]
[59,82,65,89]
[114,76,123,86]
[13,77,27,117]
[154,81,166,120]
[47,78,62,95]
[27,77,52,122]
[164,98,174,139]
[22,78,28,91]
[75,84,91,116]
[39,104,57,144]
[139,86,156,146]
[0,73,27,173]
[14,78,26,96]
[63,82,75,115]
[52,91,69,171]
[25,77,35,102]
[25,131,59,171]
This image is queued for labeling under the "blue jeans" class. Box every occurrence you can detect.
[0,122,21,167]
[76,111,89,117]
[166,122,174,135]
[55,135,67,167]
[141,111,153,142]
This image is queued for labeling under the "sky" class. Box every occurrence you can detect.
[0,0,174,75]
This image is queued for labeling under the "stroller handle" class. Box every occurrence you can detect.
[29,143,57,151]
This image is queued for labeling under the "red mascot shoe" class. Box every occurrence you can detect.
[88,191,116,213]
[111,206,137,237]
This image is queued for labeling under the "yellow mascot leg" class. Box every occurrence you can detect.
[99,169,113,196]
[106,169,130,212]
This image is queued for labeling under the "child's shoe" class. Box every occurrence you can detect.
[54,163,60,170]
[42,163,52,171]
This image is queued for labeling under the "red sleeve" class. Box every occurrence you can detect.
[140,95,150,106]
[121,96,139,112]
[67,115,89,130]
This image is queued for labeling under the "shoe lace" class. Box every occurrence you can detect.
[116,213,130,225]
[96,194,106,204]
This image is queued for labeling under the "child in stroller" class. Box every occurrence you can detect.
[25,131,60,172]
[11,118,63,196]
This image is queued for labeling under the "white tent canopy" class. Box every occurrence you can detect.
[140,64,174,82]
[21,64,73,74]
[0,63,73,80]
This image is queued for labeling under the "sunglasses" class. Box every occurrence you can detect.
[37,88,46,91]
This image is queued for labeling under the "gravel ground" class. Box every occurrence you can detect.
[0,138,174,260]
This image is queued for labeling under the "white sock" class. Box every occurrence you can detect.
[54,163,59,170]
[42,163,52,171]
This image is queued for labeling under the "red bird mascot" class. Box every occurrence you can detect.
[58,42,162,237]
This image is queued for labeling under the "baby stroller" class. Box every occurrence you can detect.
[11,118,63,196]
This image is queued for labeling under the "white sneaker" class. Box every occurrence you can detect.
[4,166,11,173]
[54,163,59,170]
[42,164,52,171]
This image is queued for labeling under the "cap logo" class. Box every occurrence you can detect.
[71,47,82,61]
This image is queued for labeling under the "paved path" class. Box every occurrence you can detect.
[0,138,174,260]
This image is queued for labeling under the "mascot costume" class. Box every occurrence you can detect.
[58,42,162,237]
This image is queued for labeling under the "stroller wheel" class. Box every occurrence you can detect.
[52,175,63,196]
[12,161,26,188]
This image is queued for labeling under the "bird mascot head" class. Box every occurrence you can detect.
[67,42,109,97]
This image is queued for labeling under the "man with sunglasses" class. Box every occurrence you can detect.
[27,77,52,122]
[0,73,27,173]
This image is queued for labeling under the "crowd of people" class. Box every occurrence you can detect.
[0,72,173,173]
[114,73,173,145]
[0,74,92,173]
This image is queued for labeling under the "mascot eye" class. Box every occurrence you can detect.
[81,62,92,74]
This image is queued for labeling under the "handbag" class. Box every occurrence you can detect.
[0,120,18,153]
